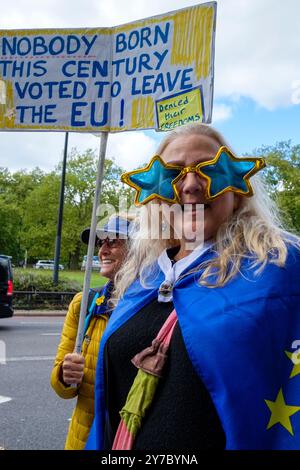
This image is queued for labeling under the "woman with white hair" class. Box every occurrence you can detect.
[87,123,300,450]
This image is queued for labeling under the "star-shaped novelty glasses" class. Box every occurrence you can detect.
[121,156,182,206]
[121,146,266,206]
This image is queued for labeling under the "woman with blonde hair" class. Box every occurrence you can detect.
[51,215,132,450]
[87,123,300,450]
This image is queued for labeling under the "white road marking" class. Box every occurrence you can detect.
[41,333,61,336]
[20,321,63,325]
[0,395,12,404]
[6,356,54,362]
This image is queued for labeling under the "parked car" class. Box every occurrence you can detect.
[81,255,101,271]
[0,255,13,318]
[35,260,64,270]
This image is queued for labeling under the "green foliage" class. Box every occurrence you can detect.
[14,267,106,288]
[0,147,131,269]
[13,270,81,309]
[0,167,45,262]
[22,173,60,259]
[254,141,300,234]
[14,270,81,292]
[12,268,107,309]
[0,199,22,259]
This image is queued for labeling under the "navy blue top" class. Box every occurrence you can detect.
[103,298,226,450]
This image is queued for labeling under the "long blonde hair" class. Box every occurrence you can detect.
[112,124,299,305]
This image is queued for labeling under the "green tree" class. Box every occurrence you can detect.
[0,167,44,262]
[22,172,60,260]
[20,148,130,269]
[254,141,300,234]
[0,168,11,196]
[0,199,22,260]
[59,148,129,268]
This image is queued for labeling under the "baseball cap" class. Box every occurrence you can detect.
[80,215,133,245]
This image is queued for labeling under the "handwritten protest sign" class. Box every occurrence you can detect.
[156,87,204,131]
[0,2,216,132]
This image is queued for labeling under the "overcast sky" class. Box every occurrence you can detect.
[1,0,300,172]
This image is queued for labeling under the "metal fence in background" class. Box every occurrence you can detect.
[14,291,75,310]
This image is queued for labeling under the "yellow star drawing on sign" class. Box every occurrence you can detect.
[285,350,300,379]
[265,388,300,435]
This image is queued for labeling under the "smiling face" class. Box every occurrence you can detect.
[161,133,241,244]
[98,238,128,281]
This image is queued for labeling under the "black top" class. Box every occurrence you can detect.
[103,299,226,450]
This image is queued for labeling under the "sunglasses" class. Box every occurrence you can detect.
[121,146,266,207]
[96,237,123,249]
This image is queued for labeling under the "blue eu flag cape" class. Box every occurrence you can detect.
[86,245,300,450]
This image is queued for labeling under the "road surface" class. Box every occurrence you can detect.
[0,316,75,450]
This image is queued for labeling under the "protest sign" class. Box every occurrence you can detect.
[0,2,216,132]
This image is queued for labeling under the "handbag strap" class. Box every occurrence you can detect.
[112,309,178,450]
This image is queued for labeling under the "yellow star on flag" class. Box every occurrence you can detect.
[285,350,300,379]
[265,388,300,435]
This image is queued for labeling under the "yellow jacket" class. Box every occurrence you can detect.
[50,291,108,450]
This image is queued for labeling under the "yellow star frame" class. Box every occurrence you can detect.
[121,155,183,206]
[171,146,266,202]
[121,147,266,207]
